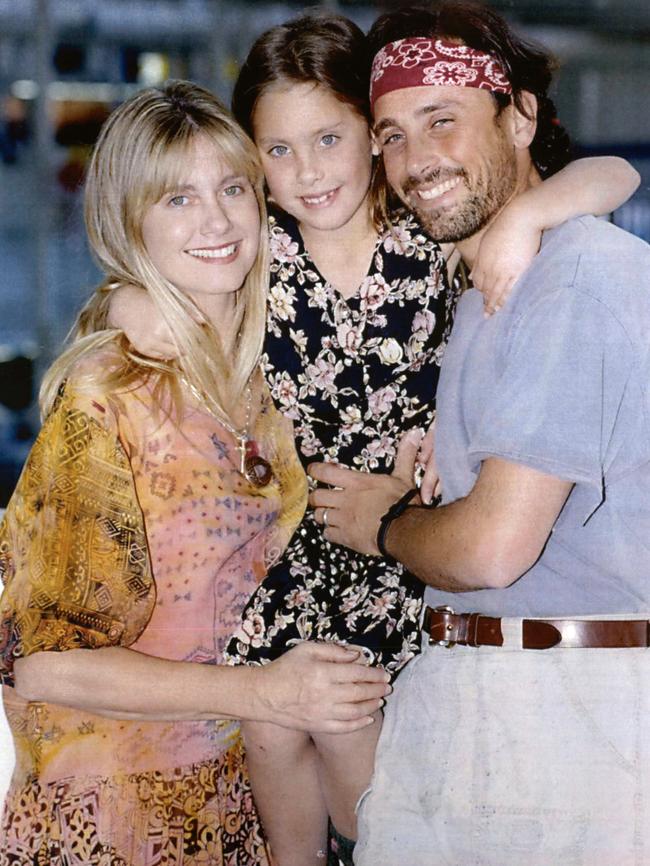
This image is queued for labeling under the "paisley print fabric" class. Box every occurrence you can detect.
[0,745,266,866]
[228,210,461,675]
[0,385,155,687]
[0,353,307,865]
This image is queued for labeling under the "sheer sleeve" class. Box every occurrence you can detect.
[0,383,155,687]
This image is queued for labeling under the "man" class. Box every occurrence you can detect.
[310,4,650,864]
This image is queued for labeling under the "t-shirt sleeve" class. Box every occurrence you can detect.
[0,382,155,687]
[468,289,636,486]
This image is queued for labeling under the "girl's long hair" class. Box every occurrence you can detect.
[41,80,269,424]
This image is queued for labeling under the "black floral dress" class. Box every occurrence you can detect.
[226,209,461,675]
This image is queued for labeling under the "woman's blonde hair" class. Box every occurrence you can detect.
[41,80,269,423]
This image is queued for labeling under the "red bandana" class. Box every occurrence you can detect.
[370,37,512,108]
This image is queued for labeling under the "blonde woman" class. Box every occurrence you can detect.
[0,81,389,866]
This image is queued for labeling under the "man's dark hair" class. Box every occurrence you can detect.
[367,3,573,177]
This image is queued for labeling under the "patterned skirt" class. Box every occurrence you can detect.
[0,739,270,866]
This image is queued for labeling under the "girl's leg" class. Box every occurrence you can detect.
[242,720,328,866]
[312,710,382,840]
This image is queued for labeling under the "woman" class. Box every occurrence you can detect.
[0,80,389,866]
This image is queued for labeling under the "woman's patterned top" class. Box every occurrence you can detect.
[227,209,462,675]
[0,351,306,866]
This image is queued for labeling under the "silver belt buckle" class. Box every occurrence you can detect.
[428,605,456,648]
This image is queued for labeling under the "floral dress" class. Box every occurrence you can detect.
[227,210,461,676]
[0,355,306,866]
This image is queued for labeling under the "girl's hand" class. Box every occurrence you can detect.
[108,285,178,360]
[417,421,442,505]
[473,157,640,316]
[471,201,541,316]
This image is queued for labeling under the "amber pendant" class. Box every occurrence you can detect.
[242,439,274,488]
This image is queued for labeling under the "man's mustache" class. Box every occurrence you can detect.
[403,168,466,197]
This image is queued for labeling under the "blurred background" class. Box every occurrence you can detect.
[0,0,648,506]
[0,0,649,810]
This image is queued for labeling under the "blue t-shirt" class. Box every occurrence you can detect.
[427,216,650,616]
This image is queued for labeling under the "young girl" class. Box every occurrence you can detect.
[0,80,391,866]
[110,15,639,866]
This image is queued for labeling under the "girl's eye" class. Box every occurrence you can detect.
[168,194,189,207]
[268,144,289,158]
[320,134,339,147]
[223,184,244,197]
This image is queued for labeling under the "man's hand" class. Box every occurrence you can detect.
[308,428,422,555]
[417,420,442,505]
[255,641,392,734]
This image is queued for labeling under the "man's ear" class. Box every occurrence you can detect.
[511,90,537,149]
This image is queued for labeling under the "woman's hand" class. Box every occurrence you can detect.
[108,285,178,359]
[254,642,391,734]
[14,643,389,729]
[471,200,541,316]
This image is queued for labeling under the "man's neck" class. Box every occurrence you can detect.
[456,163,541,270]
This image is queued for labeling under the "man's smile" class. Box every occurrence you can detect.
[415,176,462,202]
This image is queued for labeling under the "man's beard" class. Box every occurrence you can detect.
[403,136,518,243]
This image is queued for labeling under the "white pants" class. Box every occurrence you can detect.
[355,631,650,866]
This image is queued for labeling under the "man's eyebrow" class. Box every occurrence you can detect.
[417,99,459,115]
[373,99,460,135]
[373,117,397,136]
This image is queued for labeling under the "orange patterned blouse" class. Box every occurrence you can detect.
[0,353,306,866]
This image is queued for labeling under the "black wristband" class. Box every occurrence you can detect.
[376,488,419,565]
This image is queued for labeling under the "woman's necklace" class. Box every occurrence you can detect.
[181,375,274,488]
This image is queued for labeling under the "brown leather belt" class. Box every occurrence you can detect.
[423,606,650,650]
